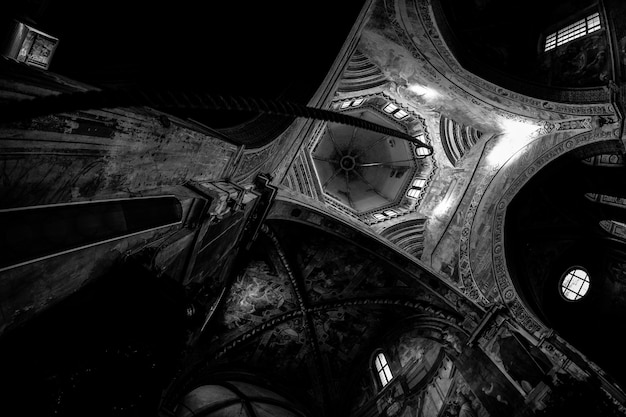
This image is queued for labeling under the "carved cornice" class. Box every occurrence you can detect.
[491,129,619,335]
[269,196,485,319]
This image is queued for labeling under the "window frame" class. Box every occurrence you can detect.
[372,351,394,389]
[559,266,591,302]
[406,178,427,199]
[382,102,409,120]
[543,11,602,52]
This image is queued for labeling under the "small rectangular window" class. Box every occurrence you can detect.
[393,109,408,119]
[544,12,602,52]
[407,188,421,199]
[413,178,426,188]
[351,98,364,107]
[383,103,398,113]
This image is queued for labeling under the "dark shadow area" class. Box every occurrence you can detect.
[3,0,365,130]
[505,146,626,390]
[0,260,189,416]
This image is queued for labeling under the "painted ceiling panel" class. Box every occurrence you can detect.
[214,318,312,380]
[214,243,300,344]
[202,219,468,413]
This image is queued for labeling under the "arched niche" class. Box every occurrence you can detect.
[504,140,626,388]
[429,0,612,103]
[344,317,465,417]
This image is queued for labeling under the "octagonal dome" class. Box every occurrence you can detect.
[310,98,434,221]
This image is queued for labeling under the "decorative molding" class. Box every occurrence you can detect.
[269,195,486,320]
[281,148,322,201]
[233,142,277,183]
[213,295,465,360]
[213,309,305,359]
[261,224,307,309]
[414,0,614,115]
[338,48,390,93]
[458,164,499,307]
[582,152,624,166]
[308,93,438,225]
[380,218,427,258]
[439,116,484,166]
[491,129,618,335]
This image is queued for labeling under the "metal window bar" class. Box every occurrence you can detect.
[407,188,421,198]
[561,270,590,300]
[393,109,408,119]
[375,353,393,386]
[544,12,601,52]
[383,103,398,113]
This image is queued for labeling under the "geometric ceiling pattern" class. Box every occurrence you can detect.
[192,218,474,416]
[310,95,436,225]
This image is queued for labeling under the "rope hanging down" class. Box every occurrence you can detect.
[0,87,433,150]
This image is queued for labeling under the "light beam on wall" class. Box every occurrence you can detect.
[487,119,539,166]
[407,84,439,99]
[432,179,458,217]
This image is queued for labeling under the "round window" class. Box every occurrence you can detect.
[560,268,590,301]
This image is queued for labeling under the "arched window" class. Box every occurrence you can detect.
[373,352,393,388]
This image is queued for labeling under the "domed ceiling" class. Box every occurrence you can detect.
[310,96,436,223]
[504,145,626,389]
[436,0,607,88]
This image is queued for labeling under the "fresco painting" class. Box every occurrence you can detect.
[482,323,549,394]
[222,258,297,331]
[552,34,610,87]
[456,347,523,417]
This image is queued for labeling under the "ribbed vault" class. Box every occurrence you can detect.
[170,204,482,417]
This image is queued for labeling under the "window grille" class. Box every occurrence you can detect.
[374,352,393,387]
[545,12,601,52]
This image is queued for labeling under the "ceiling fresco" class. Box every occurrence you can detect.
[195,218,472,413]
[277,0,614,281]
[5,0,626,415]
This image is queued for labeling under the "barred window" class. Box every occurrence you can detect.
[382,102,409,120]
[407,188,421,198]
[545,12,601,52]
[407,178,426,199]
[560,267,590,301]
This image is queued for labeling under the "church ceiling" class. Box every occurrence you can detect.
[274,0,621,348]
[308,95,436,223]
[279,0,615,248]
[5,0,626,414]
[196,218,475,413]
[504,146,626,388]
